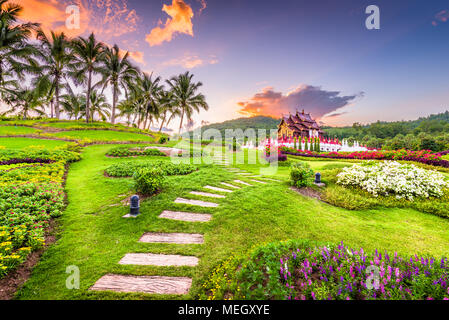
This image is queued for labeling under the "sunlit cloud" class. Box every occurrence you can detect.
[432,9,449,26]
[145,0,194,46]
[197,0,207,15]
[162,54,218,69]
[237,85,363,120]
[16,0,139,39]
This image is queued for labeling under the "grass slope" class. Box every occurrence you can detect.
[15,145,449,300]
[48,130,156,142]
[0,137,69,149]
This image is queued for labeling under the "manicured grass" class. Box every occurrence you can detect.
[0,137,69,149]
[0,125,40,135]
[443,155,449,160]
[48,130,156,142]
[16,145,449,300]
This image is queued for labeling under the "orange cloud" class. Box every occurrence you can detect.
[16,0,139,39]
[237,85,362,119]
[162,54,218,69]
[145,0,194,46]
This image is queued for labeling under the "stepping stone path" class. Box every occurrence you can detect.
[221,182,240,189]
[159,210,211,222]
[250,179,267,184]
[140,232,204,244]
[91,167,284,296]
[204,185,233,193]
[189,191,226,198]
[91,274,192,295]
[234,179,252,186]
[120,253,199,267]
[174,197,219,207]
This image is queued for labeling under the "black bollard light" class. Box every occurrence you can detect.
[130,195,140,217]
[314,172,321,184]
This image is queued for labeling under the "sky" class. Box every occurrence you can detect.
[13,0,449,130]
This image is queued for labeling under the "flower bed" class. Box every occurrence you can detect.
[199,240,449,300]
[281,147,449,168]
[105,146,165,157]
[105,160,197,178]
[0,147,80,278]
[336,161,448,200]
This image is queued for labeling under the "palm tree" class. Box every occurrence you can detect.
[98,44,138,124]
[81,90,110,121]
[70,33,106,123]
[0,0,39,91]
[157,89,178,132]
[35,29,76,119]
[60,84,83,120]
[135,72,162,130]
[166,71,209,135]
[2,85,47,120]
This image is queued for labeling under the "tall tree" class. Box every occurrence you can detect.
[0,0,39,92]
[70,33,106,123]
[136,72,162,130]
[81,90,111,121]
[98,44,138,124]
[2,85,46,120]
[35,29,75,119]
[166,71,209,135]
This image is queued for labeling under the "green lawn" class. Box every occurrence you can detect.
[443,154,449,160]
[0,137,69,149]
[0,125,40,136]
[15,145,449,300]
[48,130,156,142]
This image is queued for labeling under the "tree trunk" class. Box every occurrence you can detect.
[111,83,117,124]
[55,81,60,119]
[86,69,92,123]
[159,112,167,132]
[178,108,185,135]
[50,98,54,118]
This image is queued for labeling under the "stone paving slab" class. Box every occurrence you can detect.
[175,198,219,207]
[189,191,226,198]
[233,180,252,186]
[159,210,212,222]
[221,182,240,189]
[90,274,192,295]
[250,179,267,184]
[119,253,198,266]
[204,185,233,193]
[236,172,252,175]
[139,232,204,244]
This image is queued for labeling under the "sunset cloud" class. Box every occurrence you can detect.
[16,0,139,39]
[432,10,449,26]
[237,85,362,120]
[162,54,218,69]
[145,0,194,46]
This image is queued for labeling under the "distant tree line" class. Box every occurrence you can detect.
[0,0,208,134]
[323,111,449,151]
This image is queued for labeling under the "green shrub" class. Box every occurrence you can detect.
[105,160,197,177]
[106,146,165,157]
[290,161,314,188]
[158,136,168,144]
[133,168,165,195]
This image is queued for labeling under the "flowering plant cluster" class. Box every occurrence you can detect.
[105,146,165,157]
[280,147,449,168]
[336,161,448,200]
[280,242,449,300]
[0,147,79,278]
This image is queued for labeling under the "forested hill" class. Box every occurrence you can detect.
[192,116,280,136]
[323,110,449,151]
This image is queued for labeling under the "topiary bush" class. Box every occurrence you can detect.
[133,167,165,195]
[290,161,314,188]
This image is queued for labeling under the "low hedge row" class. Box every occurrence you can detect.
[106,146,166,157]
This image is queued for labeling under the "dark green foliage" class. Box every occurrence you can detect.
[106,146,165,157]
[105,160,196,177]
[290,161,314,188]
[133,168,165,195]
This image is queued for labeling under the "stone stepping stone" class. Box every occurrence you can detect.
[204,185,233,193]
[139,232,204,244]
[90,274,191,295]
[234,180,252,186]
[236,172,252,175]
[250,179,267,184]
[189,191,225,198]
[221,182,240,189]
[159,210,212,222]
[174,198,219,207]
[258,177,283,182]
[119,253,198,266]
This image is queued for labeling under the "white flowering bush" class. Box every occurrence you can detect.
[336,161,449,201]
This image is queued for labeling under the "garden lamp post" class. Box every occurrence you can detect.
[130,195,140,217]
